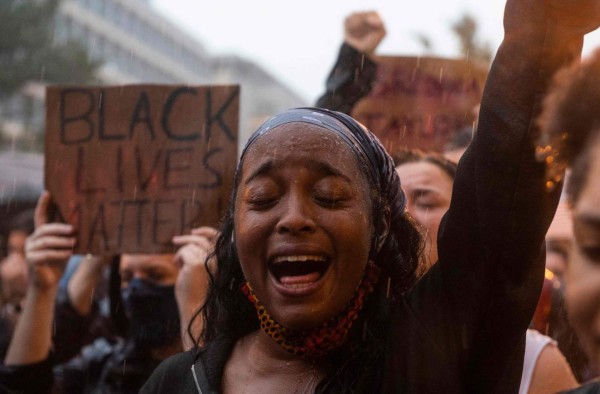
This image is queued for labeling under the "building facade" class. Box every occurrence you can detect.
[2,0,306,150]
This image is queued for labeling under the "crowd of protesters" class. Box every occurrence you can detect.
[0,0,600,392]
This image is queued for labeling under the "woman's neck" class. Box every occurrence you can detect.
[223,330,326,394]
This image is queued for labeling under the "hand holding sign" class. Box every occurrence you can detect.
[173,226,218,349]
[25,191,75,292]
[173,225,217,304]
[344,11,386,56]
[45,85,239,255]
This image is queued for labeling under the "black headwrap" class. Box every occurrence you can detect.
[239,107,406,243]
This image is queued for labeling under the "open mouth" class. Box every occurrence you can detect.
[269,255,331,289]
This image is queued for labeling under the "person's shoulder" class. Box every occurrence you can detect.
[158,350,197,370]
[140,350,199,393]
[562,381,600,394]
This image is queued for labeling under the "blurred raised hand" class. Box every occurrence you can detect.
[25,191,75,292]
[172,226,218,349]
[344,11,386,56]
[5,191,75,365]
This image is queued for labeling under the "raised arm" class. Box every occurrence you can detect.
[315,11,384,113]
[407,0,600,392]
[172,226,218,350]
[52,255,113,363]
[4,192,75,366]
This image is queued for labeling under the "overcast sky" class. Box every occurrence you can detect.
[152,0,600,103]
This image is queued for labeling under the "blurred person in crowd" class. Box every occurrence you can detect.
[535,47,600,393]
[0,192,216,393]
[392,150,455,272]
[142,2,600,391]
[394,150,577,393]
[315,11,477,152]
[547,240,571,281]
[0,209,33,360]
[444,126,476,164]
[546,200,575,281]
[315,11,384,114]
[520,328,577,394]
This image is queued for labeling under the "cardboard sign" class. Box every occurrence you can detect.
[351,56,487,153]
[45,85,239,254]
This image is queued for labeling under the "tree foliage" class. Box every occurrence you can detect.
[413,12,493,67]
[0,0,99,98]
[451,13,493,66]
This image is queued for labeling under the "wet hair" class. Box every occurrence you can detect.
[7,209,34,235]
[191,108,423,390]
[392,149,457,181]
[538,49,600,203]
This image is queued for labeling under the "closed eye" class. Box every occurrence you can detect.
[243,180,280,210]
[247,196,279,209]
[315,195,345,208]
[313,178,353,208]
[581,246,600,262]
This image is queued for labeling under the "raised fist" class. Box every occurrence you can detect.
[344,11,386,56]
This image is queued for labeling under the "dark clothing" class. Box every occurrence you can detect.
[53,288,113,364]
[142,1,581,392]
[315,43,377,114]
[56,339,162,394]
[141,339,231,394]
[0,292,157,394]
[0,337,161,394]
[563,382,600,394]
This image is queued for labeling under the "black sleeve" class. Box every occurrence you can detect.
[0,357,54,394]
[140,351,200,394]
[315,43,377,114]
[405,0,584,392]
[52,287,112,364]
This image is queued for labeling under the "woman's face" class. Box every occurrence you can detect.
[565,142,600,369]
[234,123,374,330]
[395,161,453,269]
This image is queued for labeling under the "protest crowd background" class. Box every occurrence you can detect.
[1,0,600,393]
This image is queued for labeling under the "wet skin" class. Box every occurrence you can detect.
[565,141,600,369]
[395,161,453,269]
[234,123,374,330]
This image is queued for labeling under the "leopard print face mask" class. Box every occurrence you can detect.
[240,262,381,360]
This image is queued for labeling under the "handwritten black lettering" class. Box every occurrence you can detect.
[75,147,107,194]
[205,88,238,142]
[129,92,156,140]
[161,87,200,141]
[198,147,224,189]
[135,147,163,192]
[164,148,193,190]
[60,89,95,144]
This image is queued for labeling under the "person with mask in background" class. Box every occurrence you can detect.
[0,209,33,360]
[0,191,216,393]
[141,1,600,389]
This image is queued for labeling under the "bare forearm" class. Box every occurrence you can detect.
[5,288,57,365]
[178,303,202,351]
[67,256,106,316]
